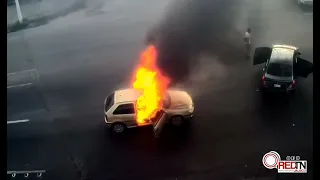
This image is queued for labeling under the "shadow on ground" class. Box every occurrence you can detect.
[146,0,245,85]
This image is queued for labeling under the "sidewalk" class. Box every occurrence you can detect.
[7,0,85,33]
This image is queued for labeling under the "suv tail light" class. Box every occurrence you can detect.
[288,80,296,89]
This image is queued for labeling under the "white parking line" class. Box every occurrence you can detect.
[7,119,30,124]
[7,69,38,76]
[7,82,33,89]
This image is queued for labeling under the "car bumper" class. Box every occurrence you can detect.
[104,117,112,125]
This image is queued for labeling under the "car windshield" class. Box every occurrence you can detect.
[267,63,292,77]
[105,93,114,112]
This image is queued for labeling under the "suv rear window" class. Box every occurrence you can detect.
[267,63,292,77]
[105,93,114,112]
[113,103,135,115]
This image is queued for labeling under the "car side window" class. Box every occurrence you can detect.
[113,103,135,115]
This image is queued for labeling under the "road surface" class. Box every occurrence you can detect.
[7,0,313,179]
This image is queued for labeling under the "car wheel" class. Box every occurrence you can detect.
[111,123,126,134]
[171,115,184,126]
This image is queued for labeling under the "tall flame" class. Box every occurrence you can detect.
[133,45,170,124]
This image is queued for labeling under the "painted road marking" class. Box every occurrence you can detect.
[7,119,30,124]
[7,68,40,80]
[7,69,39,88]
[7,82,33,89]
[7,69,38,76]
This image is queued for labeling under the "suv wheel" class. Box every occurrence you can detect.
[111,123,126,134]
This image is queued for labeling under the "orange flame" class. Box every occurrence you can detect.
[133,45,170,124]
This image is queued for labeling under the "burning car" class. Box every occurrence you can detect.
[104,88,194,135]
[104,45,194,136]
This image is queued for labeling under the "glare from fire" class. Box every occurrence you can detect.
[133,45,170,124]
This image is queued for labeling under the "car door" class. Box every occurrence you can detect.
[253,47,272,65]
[295,57,313,78]
[149,109,167,138]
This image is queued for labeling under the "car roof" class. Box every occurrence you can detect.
[269,46,295,65]
[113,88,176,104]
[114,88,142,104]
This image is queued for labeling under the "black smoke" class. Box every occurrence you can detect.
[145,0,244,85]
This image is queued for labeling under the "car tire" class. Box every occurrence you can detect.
[111,123,126,134]
[171,115,184,127]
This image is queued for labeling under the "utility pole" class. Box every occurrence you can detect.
[15,0,23,23]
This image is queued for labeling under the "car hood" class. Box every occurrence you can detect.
[166,90,193,109]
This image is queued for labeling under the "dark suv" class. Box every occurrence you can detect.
[253,44,313,94]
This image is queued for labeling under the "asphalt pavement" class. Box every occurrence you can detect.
[7,0,313,179]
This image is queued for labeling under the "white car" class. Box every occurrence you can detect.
[104,88,194,136]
